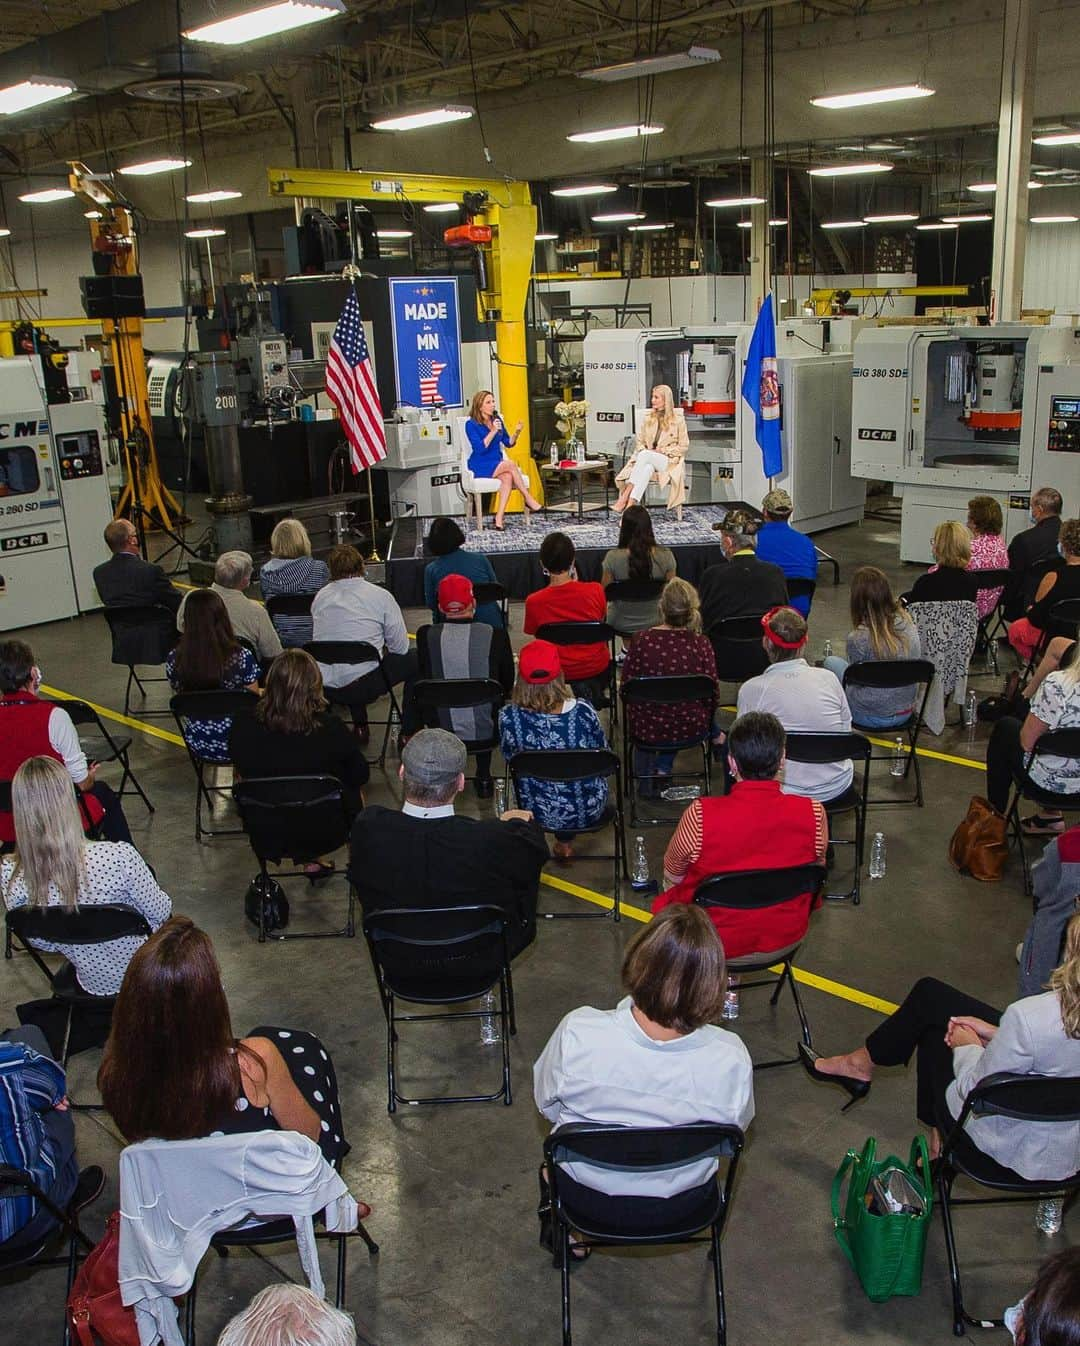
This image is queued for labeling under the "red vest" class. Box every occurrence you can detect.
[654,779,821,958]
[0,692,103,842]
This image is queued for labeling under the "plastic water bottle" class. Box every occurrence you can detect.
[821,638,832,662]
[869,832,886,879]
[1036,1197,1065,1234]
[631,835,655,893]
[965,690,978,739]
[890,737,905,777]
[661,783,702,802]
[721,974,740,1020]
[550,442,558,466]
[493,778,507,818]
[480,990,501,1045]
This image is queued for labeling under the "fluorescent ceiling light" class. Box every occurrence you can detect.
[863,213,918,223]
[591,211,645,223]
[119,157,191,176]
[0,228,11,238]
[821,219,866,229]
[809,162,893,178]
[371,105,473,132]
[18,187,74,203]
[1034,131,1080,146]
[915,221,958,230]
[185,227,226,238]
[627,222,673,232]
[939,212,993,223]
[810,83,934,110]
[535,233,559,241]
[0,79,76,116]
[184,0,345,45]
[423,202,460,214]
[737,219,787,228]
[376,229,413,238]
[969,181,1042,192]
[567,124,663,144]
[578,45,720,82]
[186,189,242,203]
[84,210,103,219]
[1031,215,1079,224]
[705,195,766,208]
[550,183,618,198]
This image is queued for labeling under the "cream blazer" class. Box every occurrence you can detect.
[616,409,690,509]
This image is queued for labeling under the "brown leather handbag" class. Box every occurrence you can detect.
[948,796,1009,881]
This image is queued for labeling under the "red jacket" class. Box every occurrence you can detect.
[0,692,103,842]
[653,779,826,958]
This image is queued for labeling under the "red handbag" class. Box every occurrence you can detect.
[67,1211,141,1346]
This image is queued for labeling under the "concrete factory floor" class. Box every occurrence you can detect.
[0,509,1064,1346]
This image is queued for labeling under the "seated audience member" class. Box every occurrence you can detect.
[1009,517,1080,662]
[824,565,922,728]
[736,607,853,802]
[653,712,827,957]
[415,575,514,798]
[985,638,1080,829]
[965,495,1010,620]
[802,913,1080,1175]
[611,383,688,517]
[533,905,754,1230]
[217,1285,357,1346]
[464,388,542,529]
[601,505,676,636]
[1007,486,1064,620]
[1,757,171,996]
[754,488,818,616]
[423,516,504,629]
[258,519,330,649]
[0,1024,102,1250]
[908,520,980,604]
[1021,829,1080,998]
[523,532,610,703]
[621,577,722,789]
[499,641,608,863]
[178,551,282,665]
[310,544,420,744]
[99,917,357,1175]
[699,509,787,633]
[1004,1248,1080,1346]
[167,588,260,764]
[93,518,181,614]
[348,729,547,961]
[0,638,132,845]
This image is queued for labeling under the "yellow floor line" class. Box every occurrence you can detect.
[42,684,185,747]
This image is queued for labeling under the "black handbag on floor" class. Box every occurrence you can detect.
[244,874,290,932]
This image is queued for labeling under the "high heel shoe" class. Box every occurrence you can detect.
[797,1043,871,1112]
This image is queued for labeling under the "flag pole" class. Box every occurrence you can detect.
[340,259,382,563]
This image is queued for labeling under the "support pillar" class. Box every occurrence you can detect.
[990,0,1040,323]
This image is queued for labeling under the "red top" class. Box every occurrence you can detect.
[0,692,103,843]
[653,779,826,958]
[524,580,609,680]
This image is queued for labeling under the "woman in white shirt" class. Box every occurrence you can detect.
[534,905,754,1252]
[0,756,171,996]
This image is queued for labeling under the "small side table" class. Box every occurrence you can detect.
[540,460,611,523]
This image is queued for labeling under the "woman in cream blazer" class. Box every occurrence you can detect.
[613,383,689,517]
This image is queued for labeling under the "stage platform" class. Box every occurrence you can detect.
[386,504,735,608]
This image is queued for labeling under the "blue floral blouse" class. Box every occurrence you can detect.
[499,699,608,833]
[166,646,259,763]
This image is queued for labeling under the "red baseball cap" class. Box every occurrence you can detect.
[519,639,562,684]
[437,573,475,615]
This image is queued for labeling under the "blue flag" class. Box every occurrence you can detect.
[741,293,783,480]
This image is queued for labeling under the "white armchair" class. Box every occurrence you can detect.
[456,416,531,531]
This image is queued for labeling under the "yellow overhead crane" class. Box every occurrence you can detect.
[808,285,970,317]
[267,166,540,505]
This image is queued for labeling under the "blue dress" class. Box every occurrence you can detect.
[166,646,259,762]
[465,418,511,479]
[499,700,608,834]
[423,548,504,628]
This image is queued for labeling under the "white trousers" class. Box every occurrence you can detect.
[626,449,669,500]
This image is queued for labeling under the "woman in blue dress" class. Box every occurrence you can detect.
[466,388,542,529]
[499,639,608,862]
[166,589,260,762]
[423,516,504,628]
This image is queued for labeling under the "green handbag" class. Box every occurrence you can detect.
[831,1135,934,1302]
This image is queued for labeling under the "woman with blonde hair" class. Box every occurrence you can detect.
[612,384,689,518]
[909,520,980,603]
[801,912,1080,1176]
[259,518,330,648]
[464,389,542,530]
[823,565,922,728]
[0,756,171,996]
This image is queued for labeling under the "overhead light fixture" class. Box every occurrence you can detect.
[969,181,1042,192]
[84,210,103,219]
[0,228,11,238]
[376,229,413,239]
[534,233,559,242]
[578,46,720,82]
[1031,214,1080,224]
[1034,131,1080,146]
[810,83,934,110]
[118,157,191,176]
[550,183,618,198]
[566,124,663,144]
[821,219,867,229]
[18,187,75,203]
[0,79,76,116]
[184,0,345,45]
[370,105,473,132]
[186,189,242,203]
[863,213,918,223]
[705,195,766,208]
[737,219,787,228]
[423,202,460,214]
[915,220,958,230]
[809,162,893,178]
[627,222,674,232]
[185,227,226,238]
[939,212,993,223]
[591,211,646,223]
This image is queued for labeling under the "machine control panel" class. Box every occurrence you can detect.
[56,429,103,479]
[1048,396,1080,453]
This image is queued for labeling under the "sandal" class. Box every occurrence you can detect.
[552,840,575,864]
[304,861,336,884]
[1020,813,1065,835]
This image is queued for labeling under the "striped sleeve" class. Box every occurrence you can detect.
[663,799,704,880]
[812,800,829,862]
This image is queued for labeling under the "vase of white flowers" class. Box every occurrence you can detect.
[555,399,589,462]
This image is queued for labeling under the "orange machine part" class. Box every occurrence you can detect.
[444,223,493,247]
[966,410,1022,430]
[690,399,736,416]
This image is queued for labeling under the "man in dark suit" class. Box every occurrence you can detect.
[348,728,548,960]
[1005,486,1064,619]
[699,508,787,633]
[93,519,182,614]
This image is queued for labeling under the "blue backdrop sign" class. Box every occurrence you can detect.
[389,277,464,409]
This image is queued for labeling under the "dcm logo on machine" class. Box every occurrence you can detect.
[0,418,48,439]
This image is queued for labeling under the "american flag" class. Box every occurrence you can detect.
[418,357,447,404]
[325,289,386,472]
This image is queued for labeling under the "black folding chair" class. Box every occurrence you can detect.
[304,640,402,768]
[509,748,627,920]
[694,864,826,1068]
[1004,728,1080,894]
[784,576,817,612]
[783,732,872,903]
[604,578,667,637]
[59,698,153,814]
[934,1071,1080,1336]
[472,580,511,629]
[842,658,935,806]
[413,677,506,783]
[968,568,1012,673]
[543,1122,745,1346]
[232,775,357,943]
[1021,596,1080,683]
[102,603,177,717]
[265,592,316,647]
[535,620,618,723]
[170,690,259,841]
[620,675,716,826]
[815,545,840,586]
[708,615,769,685]
[362,904,516,1113]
